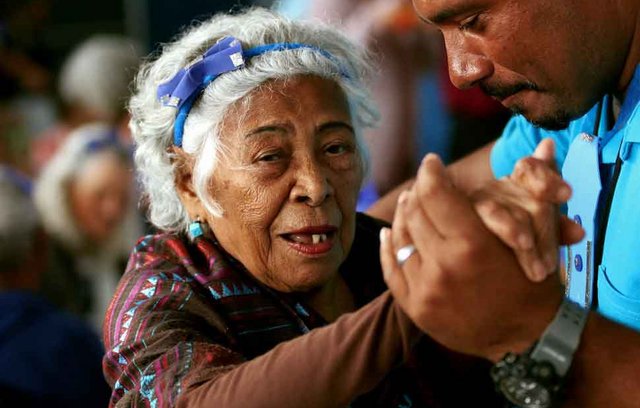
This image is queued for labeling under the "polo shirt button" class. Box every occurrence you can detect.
[574,254,583,272]
[573,214,582,226]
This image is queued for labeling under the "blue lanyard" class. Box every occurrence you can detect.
[563,66,640,307]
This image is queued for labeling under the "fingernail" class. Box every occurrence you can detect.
[544,253,557,271]
[518,233,533,250]
[398,190,408,205]
[533,260,547,281]
[379,227,389,244]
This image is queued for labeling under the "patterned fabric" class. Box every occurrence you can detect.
[103,213,499,407]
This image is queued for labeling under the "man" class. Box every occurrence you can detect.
[373,0,640,406]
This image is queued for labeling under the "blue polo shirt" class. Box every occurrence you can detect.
[491,65,640,331]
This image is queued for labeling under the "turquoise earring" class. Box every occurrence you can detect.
[188,218,205,241]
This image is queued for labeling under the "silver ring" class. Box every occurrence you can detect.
[396,244,417,267]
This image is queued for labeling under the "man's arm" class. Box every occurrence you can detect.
[366,141,495,222]
[564,313,640,407]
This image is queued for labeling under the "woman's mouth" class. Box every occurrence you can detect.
[280,226,337,255]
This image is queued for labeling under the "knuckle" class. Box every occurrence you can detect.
[510,207,531,224]
[476,199,504,219]
[513,157,535,177]
[500,221,522,243]
[455,237,483,260]
[529,201,549,218]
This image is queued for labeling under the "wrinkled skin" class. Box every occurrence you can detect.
[176,76,364,317]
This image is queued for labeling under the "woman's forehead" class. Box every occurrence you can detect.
[74,152,131,185]
[221,75,352,134]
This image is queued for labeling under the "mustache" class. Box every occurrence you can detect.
[480,80,538,100]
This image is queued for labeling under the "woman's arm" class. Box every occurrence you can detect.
[179,292,419,408]
[104,237,421,408]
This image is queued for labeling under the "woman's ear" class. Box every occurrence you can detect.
[171,146,205,219]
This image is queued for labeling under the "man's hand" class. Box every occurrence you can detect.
[472,138,584,281]
[380,153,564,361]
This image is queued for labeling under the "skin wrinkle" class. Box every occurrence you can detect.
[177,75,363,319]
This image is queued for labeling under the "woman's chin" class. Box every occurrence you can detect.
[266,267,337,294]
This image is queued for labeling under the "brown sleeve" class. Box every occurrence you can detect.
[178,291,422,408]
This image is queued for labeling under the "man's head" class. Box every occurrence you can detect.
[413,0,639,129]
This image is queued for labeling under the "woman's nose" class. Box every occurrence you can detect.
[290,160,334,207]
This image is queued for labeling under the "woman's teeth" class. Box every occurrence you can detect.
[288,233,329,244]
[312,233,327,244]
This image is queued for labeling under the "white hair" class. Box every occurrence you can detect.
[59,35,142,121]
[0,170,39,273]
[33,123,139,255]
[130,7,380,233]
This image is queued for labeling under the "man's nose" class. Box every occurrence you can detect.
[445,38,493,90]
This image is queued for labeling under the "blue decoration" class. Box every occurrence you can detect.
[156,36,349,147]
[188,220,205,240]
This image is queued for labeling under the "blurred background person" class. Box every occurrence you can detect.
[0,166,110,407]
[30,34,142,174]
[0,0,55,174]
[34,123,142,332]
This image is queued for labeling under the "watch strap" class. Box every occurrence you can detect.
[531,298,589,376]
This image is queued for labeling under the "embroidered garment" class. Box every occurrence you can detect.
[103,213,499,407]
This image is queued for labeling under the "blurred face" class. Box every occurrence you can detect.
[188,76,363,293]
[414,0,628,129]
[69,151,132,244]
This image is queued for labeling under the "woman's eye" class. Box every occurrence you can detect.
[325,143,348,155]
[258,152,281,162]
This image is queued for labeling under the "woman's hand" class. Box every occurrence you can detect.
[471,138,584,281]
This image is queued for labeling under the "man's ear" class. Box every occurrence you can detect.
[171,146,204,219]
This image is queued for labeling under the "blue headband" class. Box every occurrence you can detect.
[85,130,120,153]
[156,36,348,147]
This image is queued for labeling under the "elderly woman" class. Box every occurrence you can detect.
[103,8,502,407]
[34,123,141,331]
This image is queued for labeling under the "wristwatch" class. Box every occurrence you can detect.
[490,298,589,408]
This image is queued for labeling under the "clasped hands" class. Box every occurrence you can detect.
[380,139,585,361]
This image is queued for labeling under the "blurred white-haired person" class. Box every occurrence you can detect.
[31,35,142,174]
[34,123,141,332]
[102,8,500,408]
[0,166,110,407]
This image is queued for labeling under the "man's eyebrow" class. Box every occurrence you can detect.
[422,5,475,25]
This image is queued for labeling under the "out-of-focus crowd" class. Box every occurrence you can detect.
[0,3,144,405]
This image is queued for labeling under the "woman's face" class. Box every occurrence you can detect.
[69,151,132,244]
[191,76,364,293]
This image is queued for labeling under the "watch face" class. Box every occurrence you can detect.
[499,377,552,408]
